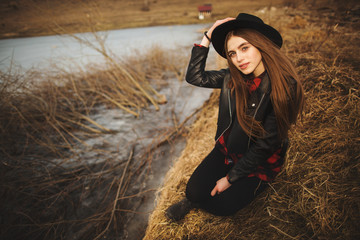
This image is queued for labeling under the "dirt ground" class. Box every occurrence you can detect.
[0,0,285,39]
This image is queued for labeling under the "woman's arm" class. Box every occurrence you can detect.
[225,78,299,184]
[211,107,282,195]
[185,18,235,88]
[185,46,227,88]
[227,108,283,184]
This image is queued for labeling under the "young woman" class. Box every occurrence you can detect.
[166,13,304,221]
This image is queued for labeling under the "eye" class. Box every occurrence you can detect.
[228,52,236,58]
[241,46,249,52]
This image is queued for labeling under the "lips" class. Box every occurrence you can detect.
[239,63,250,70]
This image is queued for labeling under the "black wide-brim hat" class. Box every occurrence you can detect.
[212,13,283,58]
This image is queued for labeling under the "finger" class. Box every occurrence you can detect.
[219,17,235,23]
[210,186,217,197]
[210,17,236,33]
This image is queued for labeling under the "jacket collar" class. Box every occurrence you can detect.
[224,70,271,95]
[258,72,271,94]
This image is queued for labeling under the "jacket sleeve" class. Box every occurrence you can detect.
[227,106,282,184]
[185,45,228,88]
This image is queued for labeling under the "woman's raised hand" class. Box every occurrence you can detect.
[200,17,235,47]
[207,17,235,39]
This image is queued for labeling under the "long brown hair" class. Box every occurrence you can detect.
[224,28,304,139]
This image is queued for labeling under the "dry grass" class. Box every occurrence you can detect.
[0,42,188,239]
[144,3,360,240]
[0,44,176,156]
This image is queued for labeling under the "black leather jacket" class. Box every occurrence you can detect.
[186,46,288,183]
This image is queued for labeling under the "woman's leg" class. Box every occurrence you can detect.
[186,147,231,204]
[168,147,268,220]
[200,177,268,216]
[186,147,268,216]
[166,147,227,221]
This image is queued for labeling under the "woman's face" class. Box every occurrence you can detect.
[226,35,265,77]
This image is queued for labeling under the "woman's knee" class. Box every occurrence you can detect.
[185,179,212,203]
[200,195,251,216]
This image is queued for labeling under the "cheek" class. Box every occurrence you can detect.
[230,58,238,67]
[253,49,262,62]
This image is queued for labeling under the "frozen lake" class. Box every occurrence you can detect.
[0,24,211,72]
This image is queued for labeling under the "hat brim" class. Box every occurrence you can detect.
[211,19,282,58]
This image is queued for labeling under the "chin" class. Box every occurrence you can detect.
[240,70,254,75]
[238,67,254,76]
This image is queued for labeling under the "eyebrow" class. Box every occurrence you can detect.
[228,42,249,53]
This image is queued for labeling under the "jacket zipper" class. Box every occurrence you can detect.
[215,90,266,145]
[247,92,266,148]
[215,89,232,142]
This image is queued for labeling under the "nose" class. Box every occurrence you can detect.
[236,52,243,62]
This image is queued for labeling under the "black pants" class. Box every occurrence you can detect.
[185,147,268,216]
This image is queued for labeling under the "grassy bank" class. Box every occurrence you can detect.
[144,3,360,240]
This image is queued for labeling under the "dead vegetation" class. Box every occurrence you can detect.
[144,2,360,240]
[0,43,178,155]
[0,39,189,239]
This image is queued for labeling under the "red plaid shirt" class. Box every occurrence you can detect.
[215,76,283,182]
